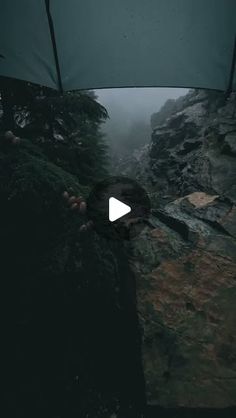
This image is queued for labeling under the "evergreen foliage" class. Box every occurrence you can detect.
[0,80,144,417]
[1,80,109,184]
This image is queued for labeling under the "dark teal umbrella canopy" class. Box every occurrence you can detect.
[0,0,235,92]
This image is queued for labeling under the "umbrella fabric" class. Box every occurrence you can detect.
[0,0,235,92]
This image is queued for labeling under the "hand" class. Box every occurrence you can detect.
[62,190,93,232]
[4,130,21,144]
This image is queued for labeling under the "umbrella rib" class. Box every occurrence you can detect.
[45,0,63,92]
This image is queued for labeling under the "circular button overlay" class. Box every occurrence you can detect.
[87,176,151,240]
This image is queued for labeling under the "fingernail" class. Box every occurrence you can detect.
[71,203,78,210]
[79,224,87,232]
[79,201,87,214]
[68,196,77,204]
[63,191,69,199]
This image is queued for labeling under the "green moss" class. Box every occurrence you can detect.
[0,137,90,278]
[0,138,87,201]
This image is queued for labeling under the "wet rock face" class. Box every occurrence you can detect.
[150,90,236,205]
[132,194,236,408]
[131,90,236,408]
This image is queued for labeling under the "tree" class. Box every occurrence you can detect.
[0,78,109,185]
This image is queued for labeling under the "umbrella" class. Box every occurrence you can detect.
[0,0,235,92]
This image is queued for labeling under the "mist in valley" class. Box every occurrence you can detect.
[95,87,188,158]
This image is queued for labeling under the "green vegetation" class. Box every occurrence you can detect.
[0,82,117,417]
[0,81,146,417]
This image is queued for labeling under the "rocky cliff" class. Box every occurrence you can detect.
[128,89,236,408]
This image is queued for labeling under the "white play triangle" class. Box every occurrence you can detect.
[109,197,131,222]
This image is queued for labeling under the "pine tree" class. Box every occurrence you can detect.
[0,79,109,185]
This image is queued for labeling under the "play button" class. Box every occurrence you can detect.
[87,176,151,240]
[109,197,131,222]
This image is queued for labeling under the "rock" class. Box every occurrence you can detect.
[128,90,236,408]
[132,196,236,408]
[149,91,236,205]
[174,192,219,208]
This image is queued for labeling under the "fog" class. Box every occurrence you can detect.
[95,87,188,156]
[96,87,188,125]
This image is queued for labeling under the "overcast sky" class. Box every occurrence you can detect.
[95,87,188,128]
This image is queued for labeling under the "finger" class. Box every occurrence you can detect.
[86,220,94,230]
[11,136,21,144]
[68,196,77,204]
[75,196,83,204]
[79,224,87,232]
[70,203,79,210]
[4,130,15,140]
[79,201,87,214]
[62,191,69,200]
